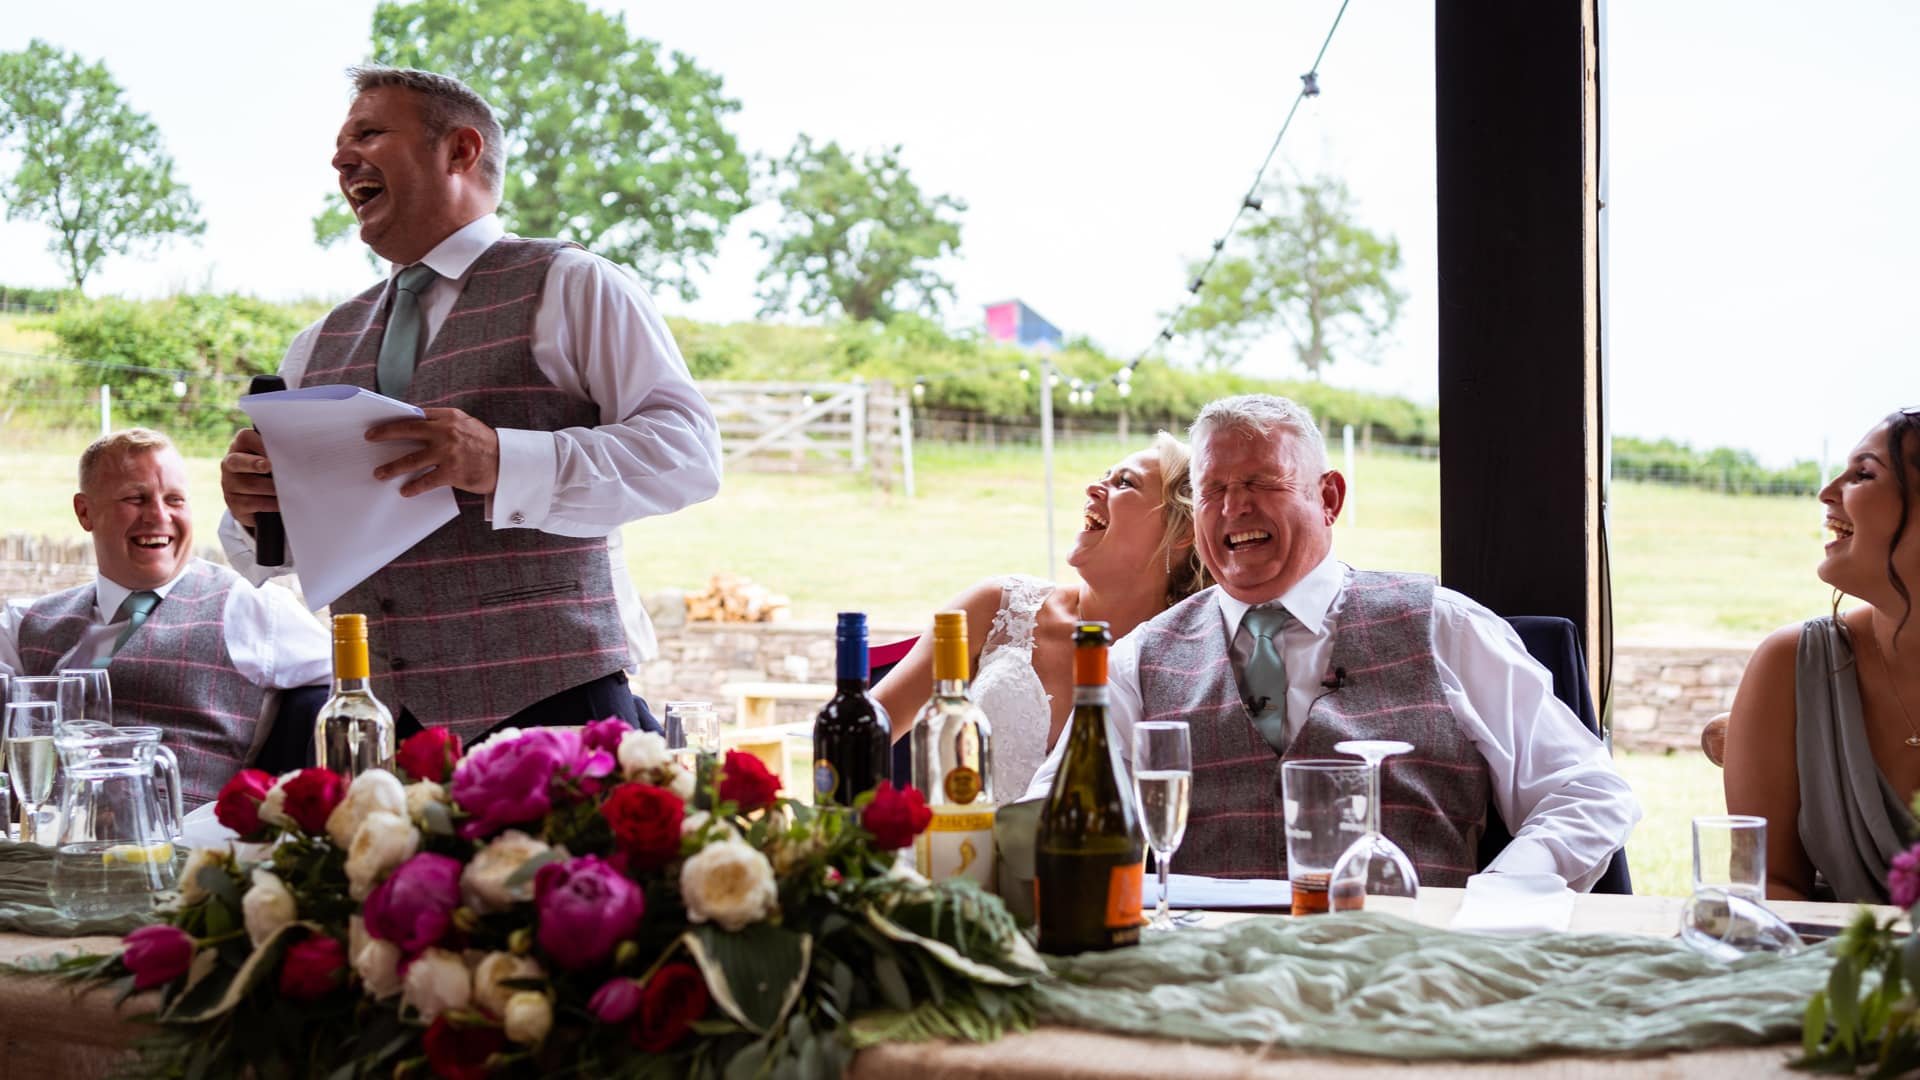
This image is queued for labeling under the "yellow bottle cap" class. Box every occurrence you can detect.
[332,613,370,679]
[932,610,969,682]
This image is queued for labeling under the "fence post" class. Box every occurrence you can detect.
[1040,366,1055,580]
[1342,424,1356,527]
[100,384,111,436]
[851,380,867,470]
[897,400,915,499]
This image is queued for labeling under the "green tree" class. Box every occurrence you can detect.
[0,40,204,292]
[1174,175,1404,376]
[318,0,751,300]
[755,135,966,323]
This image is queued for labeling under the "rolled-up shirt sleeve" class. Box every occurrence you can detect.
[1432,590,1641,891]
[490,250,722,535]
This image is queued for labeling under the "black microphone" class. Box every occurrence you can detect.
[1248,696,1271,714]
[246,375,288,566]
[1321,666,1348,690]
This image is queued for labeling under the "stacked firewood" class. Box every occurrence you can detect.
[684,573,792,623]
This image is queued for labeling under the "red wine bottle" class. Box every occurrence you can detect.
[813,612,891,806]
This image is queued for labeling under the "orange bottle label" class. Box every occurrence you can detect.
[1106,862,1144,929]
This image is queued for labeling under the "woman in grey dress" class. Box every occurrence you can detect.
[1725,407,1920,902]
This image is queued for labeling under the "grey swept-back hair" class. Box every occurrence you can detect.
[348,66,506,198]
[1188,394,1329,477]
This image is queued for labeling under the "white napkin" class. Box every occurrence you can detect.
[178,800,239,850]
[1448,872,1576,935]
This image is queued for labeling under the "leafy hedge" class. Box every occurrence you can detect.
[1612,436,1825,496]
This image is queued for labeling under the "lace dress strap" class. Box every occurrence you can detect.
[981,575,1055,660]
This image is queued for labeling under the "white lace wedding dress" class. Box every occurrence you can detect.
[972,575,1058,801]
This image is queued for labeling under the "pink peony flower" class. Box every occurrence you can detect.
[582,716,632,755]
[1891,844,1920,908]
[588,976,643,1024]
[450,728,613,839]
[363,853,464,954]
[533,855,646,971]
[122,924,195,990]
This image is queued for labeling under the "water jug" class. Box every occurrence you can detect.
[47,725,183,920]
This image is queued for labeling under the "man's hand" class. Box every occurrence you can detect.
[367,407,501,497]
[221,427,278,528]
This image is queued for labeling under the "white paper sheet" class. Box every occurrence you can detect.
[1166,873,1293,911]
[239,385,459,610]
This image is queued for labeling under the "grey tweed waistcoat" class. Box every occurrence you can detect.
[302,237,630,740]
[17,559,265,808]
[1136,572,1488,885]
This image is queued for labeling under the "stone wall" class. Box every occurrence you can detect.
[635,610,919,727]
[1609,644,1748,754]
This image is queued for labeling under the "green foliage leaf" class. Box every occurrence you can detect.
[685,924,812,1035]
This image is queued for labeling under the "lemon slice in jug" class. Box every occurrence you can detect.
[102,841,176,866]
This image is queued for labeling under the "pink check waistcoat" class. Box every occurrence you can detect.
[1135,572,1488,885]
[301,238,630,740]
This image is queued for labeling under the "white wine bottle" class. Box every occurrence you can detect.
[909,611,995,887]
[313,613,395,778]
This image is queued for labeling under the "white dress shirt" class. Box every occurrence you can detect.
[1025,552,1642,891]
[0,566,332,693]
[218,214,723,663]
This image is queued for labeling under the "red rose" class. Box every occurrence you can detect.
[861,782,932,850]
[122,925,194,990]
[278,768,348,836]
[214,768,274,839]
[716,750,780,812]
[601,783,685,871]
[631,961,708,1052]
[422,1016,505,1080]
[277,934,346,1001]
[396,727,464,785]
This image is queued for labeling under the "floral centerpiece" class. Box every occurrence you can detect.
[67,722,1040,1078]
[1801,789,1920,1076]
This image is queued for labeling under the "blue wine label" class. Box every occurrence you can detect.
[814,759,839,798]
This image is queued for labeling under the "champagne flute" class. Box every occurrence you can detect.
[6,700,60,844]
[1132,720,1193,931]
[57,669,112,725]
[10,675,84,725]
[1328,739,1420,909]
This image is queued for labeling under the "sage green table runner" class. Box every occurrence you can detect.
[0,843,152,937]
[1037,912,1828,1060]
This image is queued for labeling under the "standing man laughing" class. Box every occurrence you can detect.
[219,67,721,745]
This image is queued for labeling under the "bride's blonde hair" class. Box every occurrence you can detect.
[1151,431,1211,607]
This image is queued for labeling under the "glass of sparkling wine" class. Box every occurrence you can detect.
[57,669,112,725]
[1133,720,1192,931]
[10,675,84,725]
[5,701,60,844]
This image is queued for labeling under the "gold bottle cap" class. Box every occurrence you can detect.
[331,613,368,642]
[932,610,969,682]
[331,613,370,679]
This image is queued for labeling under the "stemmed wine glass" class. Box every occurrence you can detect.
[1133,720,1193,931]
[9,676,84,725]
[5,701,60,844]
[57,669,112,726]
[1328,739,1419,909]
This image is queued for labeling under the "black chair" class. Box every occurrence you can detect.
[1478,615,1633,894]
[253,684,329,775]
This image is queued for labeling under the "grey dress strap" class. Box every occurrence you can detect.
[1795,615,1915,903]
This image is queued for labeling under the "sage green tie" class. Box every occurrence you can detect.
[376,263,439,400]
[99,590,160,666]
[1242,605,1292,754]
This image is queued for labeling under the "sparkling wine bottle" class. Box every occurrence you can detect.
[1034,621,1144,954]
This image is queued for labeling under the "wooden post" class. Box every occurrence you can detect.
[897,400,916,499]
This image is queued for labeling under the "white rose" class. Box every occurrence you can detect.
[404,780,449,823]
[178,846,228,907]
[472,951,545,1018]
[680,839,779,932]
[681,810,738,842]
[503,991,553,1046]
[401,947,471,1022]
[617,730,671,781]
[461,830,551,914]
[344,811,421,900]
[241,868,297,947]
[257,771,300,830]
[325,770,408,847]
[354,938,403,1000]
[667,762,697,802]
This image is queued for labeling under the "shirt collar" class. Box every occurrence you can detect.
[392,213,503,283]
[94,565,187,623]
[1213,551,1346,642]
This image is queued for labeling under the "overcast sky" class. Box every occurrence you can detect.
[3,1,1913,467]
